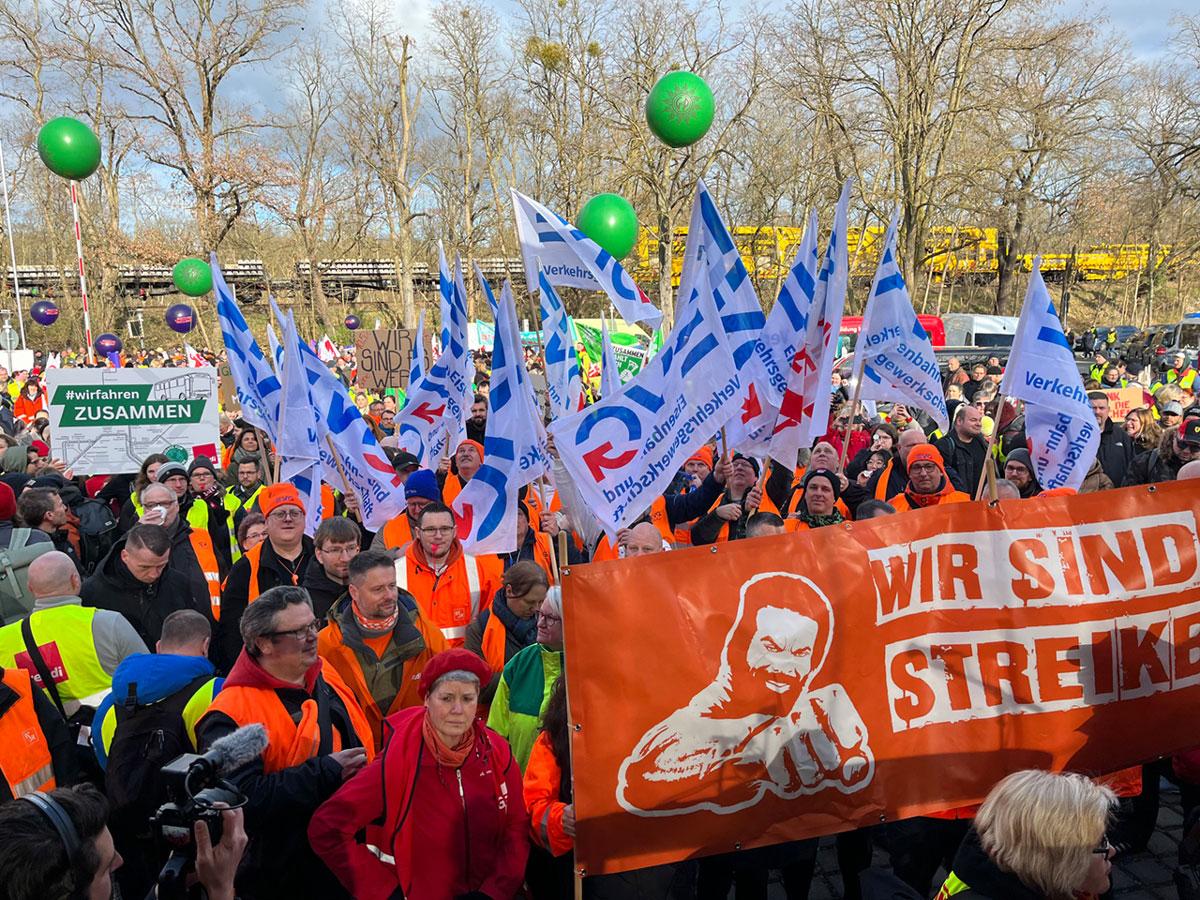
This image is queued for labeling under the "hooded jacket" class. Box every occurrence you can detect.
[80,536,211,648]
[1094,417,1135,487]
[196,651,370,900]
[301,562,348,621]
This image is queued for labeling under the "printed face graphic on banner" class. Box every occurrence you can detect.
[617,572,873,816]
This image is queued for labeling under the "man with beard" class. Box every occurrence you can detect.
[618,572,871,816]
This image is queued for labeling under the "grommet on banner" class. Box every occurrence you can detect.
[710,546,718,553]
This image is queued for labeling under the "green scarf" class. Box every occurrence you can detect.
[797,507,845,529]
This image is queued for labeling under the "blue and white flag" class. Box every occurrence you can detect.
[213,253,280,443]
[600,316,620,398]
[676,180,773,451]
[549,256,740,536]
[409,311,426,395]
[537,271,583,417]
[270,299,324,536]
[298,340,406,530]
[855,210,950,434]
[1000,258,1099,491]
[769,181,851,466]
[453,281,551,552]
[513,189,663,329]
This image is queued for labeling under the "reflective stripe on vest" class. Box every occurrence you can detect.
[394,550,482,643]
[0,667,55,798]
[0,605,111,706]
[189,530,223,620]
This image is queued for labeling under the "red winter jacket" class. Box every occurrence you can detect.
[308,705,529,900]
[820,426,871,462]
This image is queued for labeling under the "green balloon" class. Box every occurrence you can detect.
[577,194,638,260]
[645,71,714,149]
[37,117,101,181]
[172,258,213,296]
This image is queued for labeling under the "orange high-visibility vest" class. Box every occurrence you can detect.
[480,612,508,674]
[394,548,501,647]
[890,490,971,512]
[189,530,223,621]
[706,490,782,543]
[0,668,55,799]
[441,473,464,505]
[242,541,304,605]
[201,665,374,774]
[379,514,414,551]
[785,488,850,520]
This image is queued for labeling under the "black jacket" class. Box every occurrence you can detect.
[80,535,211,648]
[1095,418,1136,487]
[301,562,347,622]
[215,536,314,671]
[1123,443,1185,486]
[934,431,985,495]
[691,464,792,545]
[939,826,1044,899]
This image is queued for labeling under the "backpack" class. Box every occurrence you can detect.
[73,498,118,576]
[0,528,54,625]
[104,673,214,822]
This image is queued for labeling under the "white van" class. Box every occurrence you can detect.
[941,313,1020,349]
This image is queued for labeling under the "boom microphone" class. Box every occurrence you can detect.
[186,724,269,784]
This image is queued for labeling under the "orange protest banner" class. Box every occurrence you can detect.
[1103,385,1144,420]
[562,481,1200,876]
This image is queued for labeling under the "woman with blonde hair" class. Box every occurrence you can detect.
[935,769,1116,899]
[1124,406,1162,453]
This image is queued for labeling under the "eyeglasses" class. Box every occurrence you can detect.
[266,620,319,641]
[269,509,304,521]
[145,499,178,509]
[537,611,561,625]
[1093,835,1111,856]
[318,542,358,556]
[421,525,456,535]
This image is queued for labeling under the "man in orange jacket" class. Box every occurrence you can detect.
[197,584,371,899]
[889,444,972,512]
[317,550,445,750]
[394,503,502,647]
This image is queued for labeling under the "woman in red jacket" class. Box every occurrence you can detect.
[12,376,47,427]
[309,648,530,900]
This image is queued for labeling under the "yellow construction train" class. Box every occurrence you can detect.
[630,225,1171,285]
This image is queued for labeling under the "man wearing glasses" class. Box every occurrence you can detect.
[1123,415,1200,486]
[198,585,372,899]
[215,484,315,671]
[394,503,502,648]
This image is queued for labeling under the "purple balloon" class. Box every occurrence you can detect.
[30,300,59,326]
[344,314,361,330]
[94,333,122,355]
[165,303,195,334]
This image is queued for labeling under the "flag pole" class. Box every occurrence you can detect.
[0,138,26,350]
[973,395,1005,500]
[325,434,360,521]
[256,428,273,485]
[69,180,95,363]
[273,347,290,483]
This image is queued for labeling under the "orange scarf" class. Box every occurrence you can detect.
[422,712,475,768]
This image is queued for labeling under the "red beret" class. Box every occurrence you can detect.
[419,649,493,699]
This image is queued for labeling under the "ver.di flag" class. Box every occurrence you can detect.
[1000,258,1099,490]
[769,181,851,468]
[513,189,663,329]
[854,210,950,434]
[538,271,583,417]
[213,253,280,443]
[298,339,405,530]
[549,256,740,536]
[453,280,551,552]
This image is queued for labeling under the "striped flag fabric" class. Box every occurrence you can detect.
[213,253,280,443]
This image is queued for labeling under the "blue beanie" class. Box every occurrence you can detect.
[404,468,441,503]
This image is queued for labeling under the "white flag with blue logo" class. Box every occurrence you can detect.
[298,340,406,530]
[269,299,325,536]
[213,253,280,443]
[768,181,851,466]
[513,189,663,329]
[537,271,583,417]
[676,180,774,451]
[549,255,740,536]
[453,281,551,552]
[855,210,950,434]
[409,311,426,395]
[1000,258,1099,490]
[600,316,620,398]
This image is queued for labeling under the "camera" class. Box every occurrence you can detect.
[150,753,246,898]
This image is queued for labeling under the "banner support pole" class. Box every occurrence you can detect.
[837,374,864,475]
[973,394,1006,501]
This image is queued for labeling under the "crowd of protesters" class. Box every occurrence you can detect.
[0,337,1195,900]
